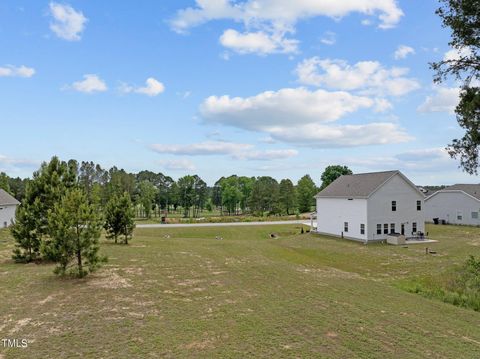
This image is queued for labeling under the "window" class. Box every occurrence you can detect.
[417,200,421,211]
[472,212,479,219]
[457,211,463,221]
[360,224,365,235]
[392,201,397,211]
[344,222,349,232]
[390,223,395,233]
[376,224,382,235]
[383,224,388,234]
[412,222,417,233]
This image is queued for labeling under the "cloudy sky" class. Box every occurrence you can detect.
[0,1,476,185]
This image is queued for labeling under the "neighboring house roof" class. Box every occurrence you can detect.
[0,189,20,206]
[315,170,424,199]
[425,184,480,202]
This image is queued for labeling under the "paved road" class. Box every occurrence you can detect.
[136,220,311,228]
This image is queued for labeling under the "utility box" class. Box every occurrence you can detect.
[386,233,406,245]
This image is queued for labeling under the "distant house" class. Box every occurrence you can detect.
[314,170,425,242]
[425,184,480,226]
[0,189,20,228]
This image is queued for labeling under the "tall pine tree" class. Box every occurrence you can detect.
[48,188,105,277]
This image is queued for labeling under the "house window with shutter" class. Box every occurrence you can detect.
[392,201,396,211]
[417,200,421,211]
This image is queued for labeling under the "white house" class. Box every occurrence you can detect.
[0,189,20,228]
[314,170,425,242]
[425,184,480,226]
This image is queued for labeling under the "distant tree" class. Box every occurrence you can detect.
[218,176,241,215]
[431,0,480,174]
[238,176,255,213]
[248,177,280,215]
[205,198,213,212]
[106,167,136,198]
[11,157,77,262]
[222,180,242,215]
[48,188,105,277]
[212,178,223,212]
[320,165,353,189]
[8,177,28,201]
[137,180,158,218]
[296,175,317,213]
[104,192,135,244]
[177,175,196,217]
[78,161,108,202]
[0,172,10,193]
[278,179,297,215]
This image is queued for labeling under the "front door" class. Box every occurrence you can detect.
[401,224,405,235]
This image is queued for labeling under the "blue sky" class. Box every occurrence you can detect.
[0,0,476,185]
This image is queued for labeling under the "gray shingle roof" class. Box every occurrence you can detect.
[315,170,399,198]
[443,184,480,200]
[0,189,20,206]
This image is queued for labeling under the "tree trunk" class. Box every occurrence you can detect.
[77,248,83,277]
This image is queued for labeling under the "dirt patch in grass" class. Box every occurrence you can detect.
[297,266,363,280]
[38,295,55,305]
[9,318,32,334]
[182,338,216,350]
[88,268,131,289]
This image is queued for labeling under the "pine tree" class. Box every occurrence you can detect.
[11,204,40,262]
[279,179,297,215]
[104,192,135,244]
[48,188,106,277]
[11,157,77,262]
[296,175,317,213]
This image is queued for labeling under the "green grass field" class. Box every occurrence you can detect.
[0,224,479,358]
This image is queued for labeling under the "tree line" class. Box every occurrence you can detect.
[1,159,352,219]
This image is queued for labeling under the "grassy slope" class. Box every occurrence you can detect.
[0,224,479,358]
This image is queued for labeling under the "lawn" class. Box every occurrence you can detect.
[0,224,479,358]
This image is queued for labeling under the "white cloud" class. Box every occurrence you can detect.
[0,65,35,78]
[199,87,412,148]
[295,57,420,96]
[394,45,415,60]
[70,74,107,93]
[235,149,298,160]
[151,141,254,156]
[268,123,412,148]
[394,148,450,162]
[158,159,196,171]
[417,86,460,114]
[0,155,38,167]
[150,141,298,160]
[320,31,336,46]
[49,2,87,41]
[171,0,403,33]
[120,77,165,96]
[443,47,472,62]
[219,29,298,55]
[201,87,374,130]
[171,0,402,56]
[345,148,454,173]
